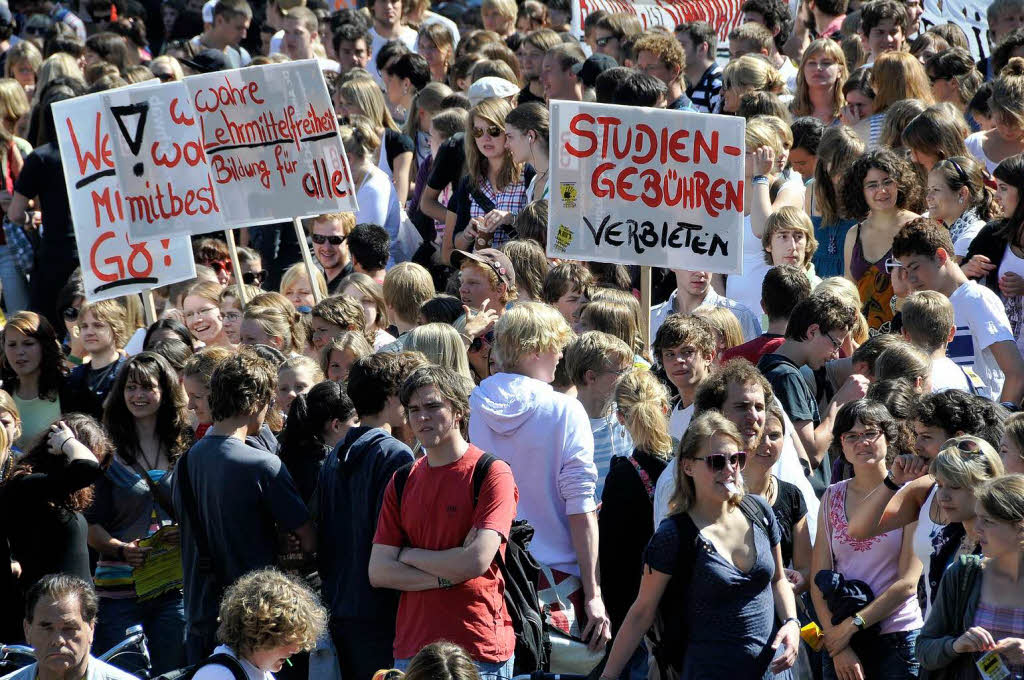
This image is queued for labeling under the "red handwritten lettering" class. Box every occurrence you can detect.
[169,97,194,126]
[67,113,112,176]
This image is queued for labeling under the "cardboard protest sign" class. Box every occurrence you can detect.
[53,91,196,304]
[184,59,357,227]
[103,79,222,240]
[547,102,745,274]
[571,0,743,44]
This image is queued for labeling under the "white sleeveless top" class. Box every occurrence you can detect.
[912,485,946,605]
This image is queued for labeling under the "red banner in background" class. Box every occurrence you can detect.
[572,0,744,44]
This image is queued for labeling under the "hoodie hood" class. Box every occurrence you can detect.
[470,373,549,435]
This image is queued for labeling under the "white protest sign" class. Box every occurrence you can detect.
[921,0,989,61]
[53,90,196,304]
[104,79,222,240]
[183,59,357,227]
[571,0,744,44]
[547,102,745,274]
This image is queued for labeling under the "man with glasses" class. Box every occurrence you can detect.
[565,331,635,499]
[590,12,638,65]
[758,292,866,476]
[311,212,354,294]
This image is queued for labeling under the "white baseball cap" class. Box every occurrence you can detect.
[467,76,519,105]
[202,0,216,24]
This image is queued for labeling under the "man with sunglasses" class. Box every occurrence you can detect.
[236,246,266,288]
[311,213,354,294]
[758,292,867,478]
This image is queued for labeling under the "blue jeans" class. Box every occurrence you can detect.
[395,654,514,680]
[93,591,186,676]
[822,629,920,680]
[0,244,30,315]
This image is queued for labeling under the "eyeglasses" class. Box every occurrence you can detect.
[595,35,617,47]
[312,233,346,245]
[841,429,883,445]
[185,306,219,321]
[210,259,232,275]
[242,270,267,285]
[62,306,80,322]
[823,330,843,350]
[223,311,242,322]
[692,452,747,472]
[472,124,503,139]
[885,257,904,274]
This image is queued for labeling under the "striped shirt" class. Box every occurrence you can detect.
[687,62,724,114]
[591,411,633,500]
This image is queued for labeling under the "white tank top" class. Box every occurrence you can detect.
[912,485,945,605]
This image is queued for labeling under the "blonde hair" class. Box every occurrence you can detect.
[182,346,233,385]
[280,263,327,305]
[5,41,42,82]
[977,474,1024,526]
[465,97,521,191]
[872,51,934,114]
[482,0,517,21]
[614,368,672,458]
[338,115,382,161]
[243,305,306,355]
[149,55,184,81]
[383,262,435,323]
[279,355,324,383]
[762,206,819,268]
[318,331,373,377]
[792,39,848,119]
[670,410,745,514]
[744,116,785,158]
[0,78,28,126]
[723,54,786,96]
[694,306,744,352]
[1004,413,1024,466]
[216,568,327,657]
[313,212,356,234]
[338,272,389,330]
[0,389,22,443]
[79,299,131,349]
[814,277,869,344]
[184,280,224,308]
[220,284,263,307]
[492,301,573,372]
[874,342,931,385]
[405,323,474,384]
[579,300,642,358]
[564,330,633,388]
[339,77,399,132]
[501,239,549,301]
[35,53,82,105]
[931,443,1004,496]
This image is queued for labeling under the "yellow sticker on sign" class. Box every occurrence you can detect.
[554,224,573,252]
[560,183,577,208]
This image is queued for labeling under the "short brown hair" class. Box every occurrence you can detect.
[564,331,633,387]
[542,262,593,302]
[694,358,773,415]
[901,290,954,352]
[652,314,716,360]
[399,365,472,421]
[383,262,435,323]
[311,295,367,339]
[785,292,857,341]
[209,348,277,421]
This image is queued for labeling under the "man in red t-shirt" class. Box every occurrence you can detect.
[370,366,519,679]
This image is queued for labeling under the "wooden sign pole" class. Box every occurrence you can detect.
[293,217,324,305]
[224,228,248,309]
[640,265,652,350]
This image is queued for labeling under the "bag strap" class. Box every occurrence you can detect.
[470,186,497,214]
[196,654,249,680]
[127,457,177,521]
[175,451,225,588]
[628,456,654,501]
[392,461,414,508]
[395,453,497,509]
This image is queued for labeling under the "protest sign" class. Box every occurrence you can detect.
[547,102,745,274]
[53,91,196,304]
[103,79,222,240]
[921,0,989,61]
[184,59,358,227]
[571,0,743,44]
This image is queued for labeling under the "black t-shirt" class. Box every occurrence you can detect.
[427,133,466,192]
[14,143,75,251]
[518,86,544,105]
[771,479,807,567]
[384,128,415,170]
[758,353,820,426]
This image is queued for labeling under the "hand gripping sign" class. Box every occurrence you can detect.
[547,101,745,274]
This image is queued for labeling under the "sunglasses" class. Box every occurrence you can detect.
[242,270,267,285]
[469,330,495,353]
[62,306,80,322]
[942,437,982,453]
[885,257,903,274]
[312,233,346,245]
[595,35,616,47]
[472,124,503,139]
[153,72,176,82]
[693,451,747,472]
[210,259,232,274]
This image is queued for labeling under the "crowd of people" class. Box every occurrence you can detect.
[0,0,1023,679]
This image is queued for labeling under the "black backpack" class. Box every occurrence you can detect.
[393,453,549,674]
[647,495,774,677]
[154,653,248,680]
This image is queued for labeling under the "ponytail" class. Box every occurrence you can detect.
[614,368,673,458]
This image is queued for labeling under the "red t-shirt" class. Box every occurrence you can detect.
[720,334,785,365]
[373,445,519,662]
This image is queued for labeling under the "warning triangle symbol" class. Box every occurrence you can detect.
[110,102,149,156]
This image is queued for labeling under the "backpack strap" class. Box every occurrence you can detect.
[175,451,226,589]
[471,452,497,507]
[196,654,249,680]
[392,462,414,508]
[739,495,773,536]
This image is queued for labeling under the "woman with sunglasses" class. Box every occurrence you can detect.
[811,399,923,680]
[917,474,1024,677]
[599,411,801,680]
[444,98,532,263]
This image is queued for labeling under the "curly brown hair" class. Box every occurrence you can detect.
[216,568,327,657]
[839,147,923,220]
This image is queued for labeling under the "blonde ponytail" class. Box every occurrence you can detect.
[614,368,673,458]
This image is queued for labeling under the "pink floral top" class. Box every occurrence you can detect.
[825,480,924,634]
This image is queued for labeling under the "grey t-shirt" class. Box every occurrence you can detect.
[173,435,309,631]
[87,457,173,543]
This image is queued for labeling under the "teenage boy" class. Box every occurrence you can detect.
[675,20,722,113]
[347,223,390,284]
[892,217,1024,404]
[453,249,517,314]
[740,0,799,91]
[565,331,634,498]
[469,302,612,657]
[650,269,761,348]
[282,6,340,71]
[367,0,417,83]
[653,314,717,440]
[380,262,435,352]
[901,290,990,397]
[633,32,696,111]
[542,263,594,325]
[722,265,811,365]
[370,367,518,680]
[190,0,251,67]
[317,352,420,680]
[310,295,368,351]
[757,292,867,474]
[542,43,586,102]
[173,350,313,663]
[859,0,908,62]
[312,213,356,294]
[517,29,562,105]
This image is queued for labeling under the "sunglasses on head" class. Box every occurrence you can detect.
[312,233,346,245]
[942,437,983,454]
[693,451,747,472]
[884,257,903,275]
[242,270,267,285]
[472,124,503,139]
[62,306,80,322]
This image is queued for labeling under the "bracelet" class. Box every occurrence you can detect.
[752,174,770,186]
[60,437,74,455]
[781,617,800,628]
[883,471,903,492]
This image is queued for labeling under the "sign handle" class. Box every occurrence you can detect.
[224,228,248,310]
[293,217,324,305]
[640,266,651,351]
[142,290,157,327]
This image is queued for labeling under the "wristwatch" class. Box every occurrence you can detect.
[883,470,903,492]
[852,614,866,631]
